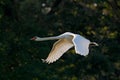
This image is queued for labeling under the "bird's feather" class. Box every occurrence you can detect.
[72,35,90,56]
[43,39,73,64]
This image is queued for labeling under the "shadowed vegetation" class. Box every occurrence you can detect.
[0,0,120,80]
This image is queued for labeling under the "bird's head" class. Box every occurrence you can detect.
[30,36,40,41]
[90,42,99,46]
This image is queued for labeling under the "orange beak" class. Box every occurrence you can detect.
[30,37,36,40]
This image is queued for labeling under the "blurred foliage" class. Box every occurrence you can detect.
[0,0,120,80]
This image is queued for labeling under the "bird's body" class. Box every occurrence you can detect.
[31,32,98,64]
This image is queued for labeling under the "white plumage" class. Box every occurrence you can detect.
[31,32,98,64]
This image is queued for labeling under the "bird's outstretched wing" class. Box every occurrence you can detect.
[72,35,90,56]
[42,39,73,64]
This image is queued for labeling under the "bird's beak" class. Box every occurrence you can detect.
[30,37,36,40]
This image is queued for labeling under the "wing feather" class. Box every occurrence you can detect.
[43,39,73,64]
[72,35,90,56]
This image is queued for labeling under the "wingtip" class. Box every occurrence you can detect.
[41,59,46,63]
[41,59,52,64]
[76,51,88,56]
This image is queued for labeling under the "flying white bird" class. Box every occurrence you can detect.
[30,32,98,64]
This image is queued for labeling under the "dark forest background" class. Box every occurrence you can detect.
[0,0,120,80]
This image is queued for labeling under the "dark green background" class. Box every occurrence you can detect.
[0,0,119,80]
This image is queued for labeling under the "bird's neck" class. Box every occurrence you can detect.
[36,36,61,41]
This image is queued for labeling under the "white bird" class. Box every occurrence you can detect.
[30,32,98,64]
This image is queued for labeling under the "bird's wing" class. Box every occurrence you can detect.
[42,39,73,64]
[72,35,90,56]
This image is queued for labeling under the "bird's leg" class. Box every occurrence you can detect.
[90,42,99,46]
